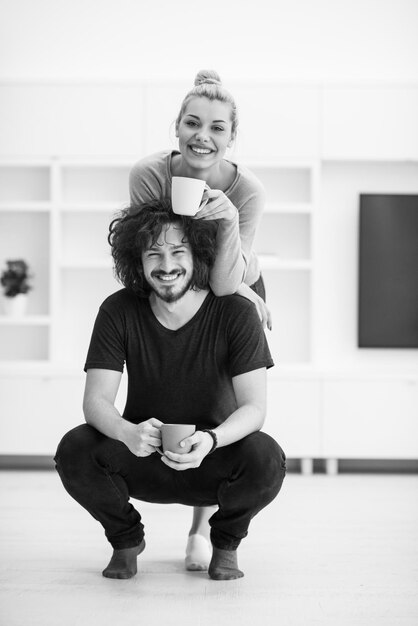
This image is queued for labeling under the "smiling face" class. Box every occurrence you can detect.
[176,97,235,174]
[141,223,194,303]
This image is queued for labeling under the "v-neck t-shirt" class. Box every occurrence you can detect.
[84,289,273,429]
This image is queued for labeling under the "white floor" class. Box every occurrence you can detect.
[0,470,417,626]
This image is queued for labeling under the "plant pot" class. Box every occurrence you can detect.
[2,294,28,317]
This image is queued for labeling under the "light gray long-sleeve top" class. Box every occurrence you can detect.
[129,150,266,295]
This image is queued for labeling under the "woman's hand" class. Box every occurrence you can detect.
[119,417,163,457]
[236,283,272,331]
[195,188,237,222]
[160,431,214,471]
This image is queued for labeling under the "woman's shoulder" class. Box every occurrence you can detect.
[225,159,266,206]
[236,162,265,194]
[129,151,176,200]
[129,150,172,177]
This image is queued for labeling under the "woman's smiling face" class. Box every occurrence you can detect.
[176,97,235,172]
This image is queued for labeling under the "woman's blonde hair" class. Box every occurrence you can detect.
[175,70,238,138]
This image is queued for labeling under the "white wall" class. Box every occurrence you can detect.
[0,0,417,83]
[1,1,418,460]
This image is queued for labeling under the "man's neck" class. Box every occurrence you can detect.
[149,288,210,330]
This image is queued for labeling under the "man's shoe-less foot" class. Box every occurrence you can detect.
[208,546,244,580]
[102,539,146,579]
[185,533,212,571]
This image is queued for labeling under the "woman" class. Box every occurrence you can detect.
[129,69,271,571]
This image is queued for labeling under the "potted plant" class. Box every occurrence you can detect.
[1,259,33,316]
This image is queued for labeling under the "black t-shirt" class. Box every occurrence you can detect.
[84,289,274,429]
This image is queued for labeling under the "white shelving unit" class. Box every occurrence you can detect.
[0,158,317,369]
[0,81,417,469]
[0,161,52,363]
[251,161,319,366]
[0,160,125,365]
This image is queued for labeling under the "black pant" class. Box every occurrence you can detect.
[55,425,286,551]
[250,274,266,301]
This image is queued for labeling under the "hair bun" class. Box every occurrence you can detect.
[194,69,222,87]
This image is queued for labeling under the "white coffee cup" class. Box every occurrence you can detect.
[171,176,207,216]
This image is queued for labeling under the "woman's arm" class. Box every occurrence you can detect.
[128,153,168,206]
[196,180,266,296]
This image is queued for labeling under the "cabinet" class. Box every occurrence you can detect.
[321,86,418,160]
[0,80,417,464]
[265,377,322,458]
[0,372,128,455]
[0,83,145,157]
[322,378,418,460]
[0,375,85,455]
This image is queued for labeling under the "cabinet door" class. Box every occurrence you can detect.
[322,379,418,459]
[231,85,321,159]
[322,86,418,160]
[0,375,128,455]
[0,377,84,455]
[0,84,145,157]
[265,378,321,457]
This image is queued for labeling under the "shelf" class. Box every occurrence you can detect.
[59,203,123,213]
[259,256,312,270]
[0,315,51,326]
[0,202,52,212]
[60,260,113,269]
[264,202,313,214]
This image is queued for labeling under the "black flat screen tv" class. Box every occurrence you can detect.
[358,194,418,348]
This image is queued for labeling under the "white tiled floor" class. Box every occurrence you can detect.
[0,470,417,626]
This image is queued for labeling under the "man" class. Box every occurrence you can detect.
[55,200,286,581]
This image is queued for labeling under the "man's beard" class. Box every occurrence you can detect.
[149,272,194,303]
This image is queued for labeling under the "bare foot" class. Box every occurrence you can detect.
[185,533,212,571]
[208,546,244,580]
[102,539,146,579]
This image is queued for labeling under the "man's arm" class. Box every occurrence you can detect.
[212,367,266,448]
[161,367,267,470]
[83,368,162,456]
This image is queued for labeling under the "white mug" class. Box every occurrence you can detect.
[171,176,208,216]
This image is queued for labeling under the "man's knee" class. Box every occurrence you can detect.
[55,423,101,477]
[235,431,286,491]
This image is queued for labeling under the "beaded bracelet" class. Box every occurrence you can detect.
[202,429,218,454]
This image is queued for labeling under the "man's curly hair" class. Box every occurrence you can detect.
[108,200,218,296]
